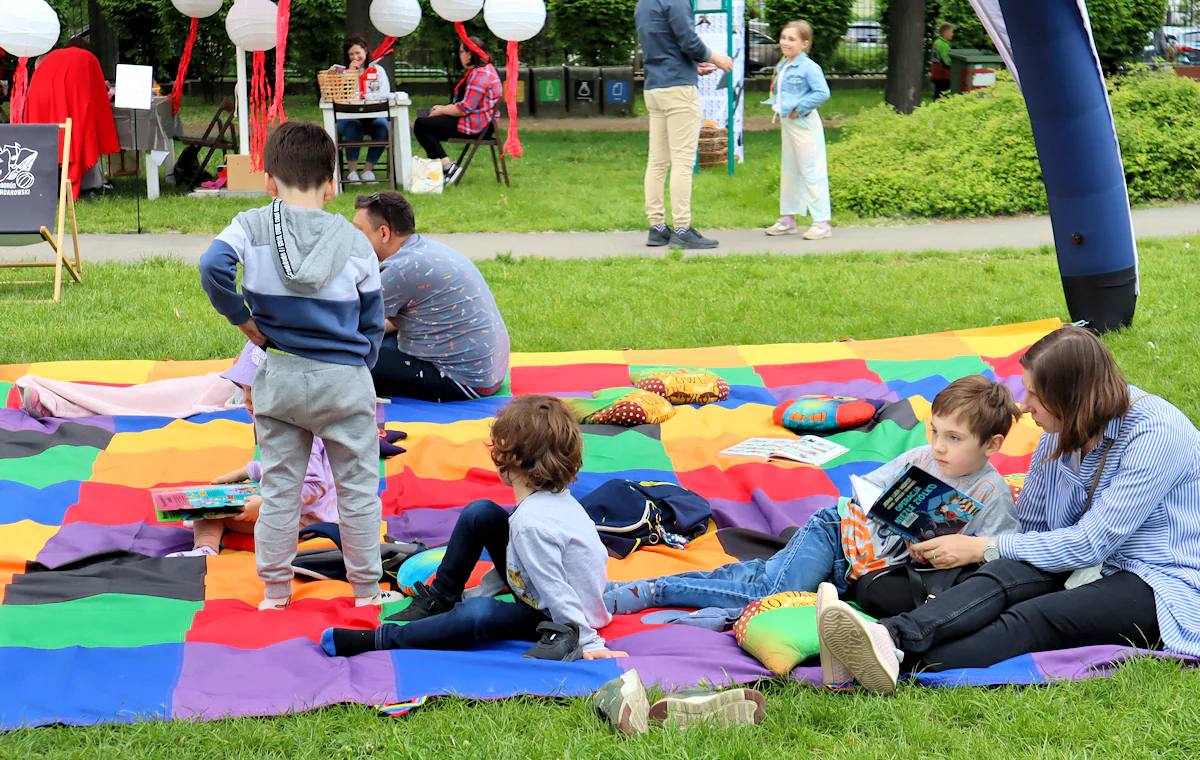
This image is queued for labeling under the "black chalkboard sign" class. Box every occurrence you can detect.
[0,124,60,235]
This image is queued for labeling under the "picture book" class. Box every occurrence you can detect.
[152,483,260,523]
[855,465,981,543]
[717,436,849,466]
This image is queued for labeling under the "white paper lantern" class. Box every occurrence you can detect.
[172,0,223,19]
[0,0,61,58]
[431,0,482,23]
[225,0,278,51]
[370,0,421,37]
[483,0,544,42]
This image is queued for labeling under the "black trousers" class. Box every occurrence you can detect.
[370,339,476,402]
[413,114,494,160]
[932,78,951,100]
[879,559,1161,672]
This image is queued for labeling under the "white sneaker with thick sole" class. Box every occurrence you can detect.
[816,582,853,686]
[648,688,766,728]
[593,669,650,736]
[347,170,361,183]
[355,590,405,607]
[360,169,377,183]
[802,222,833,240]
[818,600,900,695]
[766,219,799,236]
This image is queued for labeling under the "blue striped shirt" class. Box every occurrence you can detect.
[999,386,1200,657]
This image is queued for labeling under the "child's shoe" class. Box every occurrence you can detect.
[647,687,766,728]
[166,545,218,558]
[383,581,454,622]
[818,598,900,694]
[593,669,650,736]
[802,221,833,240]
[605,580,655,615]
[321,627,376,657]
[765,217,798,236]
[258,596,291,611]
[816,582,853,686]
[356,590,406,607]
[347,170,361,183]
[523,621,583,661]
[360,169,377,183]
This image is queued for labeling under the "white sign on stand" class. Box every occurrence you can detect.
[114,64,153,111]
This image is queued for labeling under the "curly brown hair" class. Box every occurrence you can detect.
[488,395,583,493]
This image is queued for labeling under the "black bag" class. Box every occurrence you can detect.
[170,144,213,186]
[579,480,712,558]
[853,562,979,619]
[292,522,426,590]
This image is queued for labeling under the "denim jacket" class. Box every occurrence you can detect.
[763,53,830,119]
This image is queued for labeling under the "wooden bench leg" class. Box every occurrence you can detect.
[497,147,510,187]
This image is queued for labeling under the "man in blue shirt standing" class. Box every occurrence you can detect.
[635,0,733,249]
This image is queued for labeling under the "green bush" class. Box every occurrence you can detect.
[763,0,853,68]
[548,0,637,66]
[827,68,1200,219]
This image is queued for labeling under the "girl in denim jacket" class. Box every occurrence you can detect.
[763,21,832,239]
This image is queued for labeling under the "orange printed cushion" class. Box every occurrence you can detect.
[631,368,730,406]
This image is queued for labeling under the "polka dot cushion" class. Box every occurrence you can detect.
[631,368,730,406]
[588,389,676,426]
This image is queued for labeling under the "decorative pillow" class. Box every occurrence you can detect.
[631,368,730,406]
[773,395,884,433]
[569,388,676,427]
[733,591,875,675]
[392,547,447,596]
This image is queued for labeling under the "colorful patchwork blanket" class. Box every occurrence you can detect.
[0,319,1166,729]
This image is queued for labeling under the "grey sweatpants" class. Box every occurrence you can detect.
[253,351,382,600]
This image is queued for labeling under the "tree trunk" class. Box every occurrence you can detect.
[885,0,926,114]
[87,0,119,80]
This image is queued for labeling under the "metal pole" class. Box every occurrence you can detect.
[727,0,734,175]
[235,46,250,155]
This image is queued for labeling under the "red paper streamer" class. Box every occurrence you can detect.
[269,0,291,124]
[371,36,398,62]
[11,57,29,124]
[454,22,489,62]
[250,50,273,172]
[502,40,522,158]
[170,17,200,116]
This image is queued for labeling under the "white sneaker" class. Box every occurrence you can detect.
[765,218,799,236]
[355,590,405,607]
[258,596,291,611]
[802,221,833,240]
[361,169,377,183]
[816,583,853,686]
[347,170,361,183]
[818,599,900,694]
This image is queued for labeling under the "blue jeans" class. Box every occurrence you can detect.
[375,500,549,650]
[618,504,849,610]
[337,117,389,167]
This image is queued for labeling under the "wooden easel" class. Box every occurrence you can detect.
[0,118,83,303]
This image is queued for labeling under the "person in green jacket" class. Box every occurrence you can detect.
[932,23,953,100]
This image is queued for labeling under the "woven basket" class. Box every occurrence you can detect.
[697,125,728,169]
[318,70,361,104]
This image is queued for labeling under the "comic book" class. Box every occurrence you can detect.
[854,465,981,543]
[151,483,259,523]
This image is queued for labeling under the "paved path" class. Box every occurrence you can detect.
[6,205,1198,264]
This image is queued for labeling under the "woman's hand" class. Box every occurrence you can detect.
[583,648,628,660]
[212,466,250,485]
[429,105,448,117]
[231,495,262,523]
[910,535,988,569]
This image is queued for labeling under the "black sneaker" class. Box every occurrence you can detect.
[647,225,671,247]
[669,227,719,250]
[384,581,454,622]
[523,621,583,661]
[444,162,463,185]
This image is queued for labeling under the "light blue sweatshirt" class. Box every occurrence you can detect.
[763,52,830,118]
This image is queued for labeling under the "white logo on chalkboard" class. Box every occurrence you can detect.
[0,142,38,196]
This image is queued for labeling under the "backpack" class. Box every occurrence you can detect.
[292,523,426,590]
[579,480,712,558]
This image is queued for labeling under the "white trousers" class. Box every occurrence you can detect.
[779,110,831,223]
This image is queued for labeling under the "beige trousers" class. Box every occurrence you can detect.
[644,85,702,228]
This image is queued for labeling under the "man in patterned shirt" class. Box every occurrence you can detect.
[352,191,510,401]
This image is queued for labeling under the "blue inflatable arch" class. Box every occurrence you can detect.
[971,0,1138,332]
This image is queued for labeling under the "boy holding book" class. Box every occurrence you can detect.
[604,376,1022,628]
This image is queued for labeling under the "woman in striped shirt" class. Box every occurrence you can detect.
[816,327,1200,694]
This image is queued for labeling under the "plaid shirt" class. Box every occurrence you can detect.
[455,64,503,135]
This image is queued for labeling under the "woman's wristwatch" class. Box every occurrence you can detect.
[983,537,1000,562]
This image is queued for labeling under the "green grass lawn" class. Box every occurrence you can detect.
[2,236,1199,757]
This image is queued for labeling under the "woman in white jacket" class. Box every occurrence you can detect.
[336,35,391,183]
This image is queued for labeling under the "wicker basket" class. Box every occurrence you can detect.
[318,70,361,104]
[697,125,728,169]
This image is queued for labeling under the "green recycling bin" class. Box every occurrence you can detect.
[503,65,532,118]
[531,66,565,118]
[565,67,601,116]
[600,66,634,116]
[948,49,1004,94]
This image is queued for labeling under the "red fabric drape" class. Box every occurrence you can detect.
[11,58,29,124]
[269,0,291,124]
[170,17,200,116]
[454,22,489,62]
[250,50,273,171]
[24,47,120,199]
[502,40,522,158]
[371,36,398,62]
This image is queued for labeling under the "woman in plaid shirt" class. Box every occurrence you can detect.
[413,36,503,185]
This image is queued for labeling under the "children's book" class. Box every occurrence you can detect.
[854,465,982,543]
[152,483,259,523]
[718,436,849,466]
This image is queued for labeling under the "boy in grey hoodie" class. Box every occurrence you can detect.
[199,121,388,611]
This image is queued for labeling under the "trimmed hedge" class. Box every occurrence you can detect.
[826,67,1200,219]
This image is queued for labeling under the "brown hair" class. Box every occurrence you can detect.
[460,36,491,69]
[782,20,813,43]
[938,22,954,36]
[489,395,583,493]
[355,191,416,236]
[344,35,370,68]
[263,121,336,192]
[1019,327,1130,458]
[931,375,1022,443]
